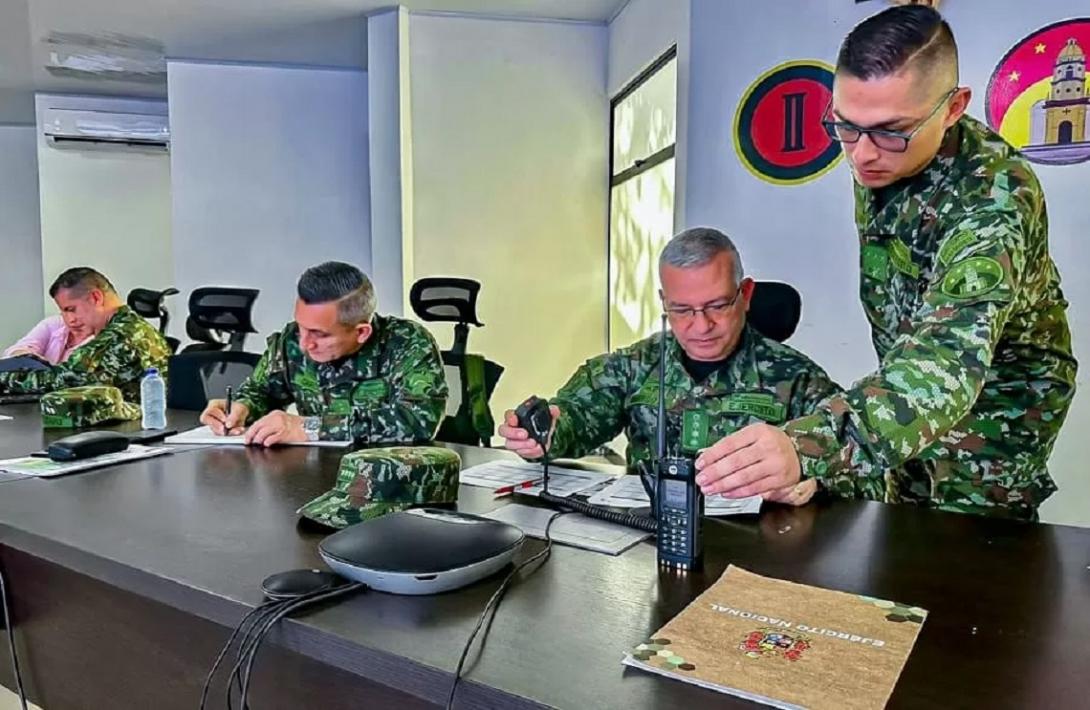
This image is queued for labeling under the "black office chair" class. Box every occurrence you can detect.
[166,350,262,411]
[127,287,181,353]
[180,287,260,353]
[748,281,802,343]
[409,277,504,446]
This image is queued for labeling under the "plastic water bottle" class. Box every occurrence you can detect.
[141,367,167,430]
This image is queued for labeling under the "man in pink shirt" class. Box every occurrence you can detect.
[4,315,90,365]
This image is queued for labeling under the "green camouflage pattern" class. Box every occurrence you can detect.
[783,116,1078,520]
[234,314,448,446]
[40,385,141,428]
[297,446,461,528]
[547,324,841,471]
[0,306,170,401]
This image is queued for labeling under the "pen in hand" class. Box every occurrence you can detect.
[224,385,233,435]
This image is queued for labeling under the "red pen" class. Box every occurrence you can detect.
[493,478,543,496]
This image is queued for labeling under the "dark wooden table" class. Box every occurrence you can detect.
[0,403,1087,709]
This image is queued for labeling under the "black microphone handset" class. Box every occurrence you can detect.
[514,396,657,532]
[653,315,704,572]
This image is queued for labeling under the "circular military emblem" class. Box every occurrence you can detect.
[985,18,1090,165]
[733,59,843,185]
[941,257,1005,300]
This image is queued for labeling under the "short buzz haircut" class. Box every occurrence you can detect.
[659,227,744,283]
[296,261,376,326]
[48,267,116,299]
[836,4,958,88]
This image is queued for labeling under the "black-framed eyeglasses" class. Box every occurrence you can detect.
[662,285,744,321]
[822,88,957,154]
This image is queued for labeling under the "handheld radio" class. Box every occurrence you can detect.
[654,314,704,571]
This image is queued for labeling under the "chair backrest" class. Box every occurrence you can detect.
[181,287,260,353]
[166,350,262,411]
[409,277,483,355]
[747,281,802,343]
[127,287,179,334]
[436,352,504,447]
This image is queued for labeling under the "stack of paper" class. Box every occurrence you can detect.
[587,475,762,517]
[483,503,651,555]
[0,445,171,478]
[163,425,351,448]
[459,459,616,498]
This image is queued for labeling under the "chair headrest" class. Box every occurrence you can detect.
[188,287,259,334]
[126,287,179,319]
[747,281,802,343]
[409,278,483,327]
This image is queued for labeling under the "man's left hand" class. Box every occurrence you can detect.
[243,411,307,447]
[695,423,802,498]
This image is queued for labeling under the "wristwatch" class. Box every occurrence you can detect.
[303,416,321,442]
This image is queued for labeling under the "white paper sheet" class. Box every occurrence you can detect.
[163,425,351,448]
[484,503,651,555]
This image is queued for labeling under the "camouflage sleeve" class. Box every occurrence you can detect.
[0,321,168,398]
[341,326,448,446]
[784,363,843,421]
[783,207,1024,499]
[234,332,294,420]
[548,351,632,459]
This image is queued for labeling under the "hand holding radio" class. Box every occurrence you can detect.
[500,397,560,460]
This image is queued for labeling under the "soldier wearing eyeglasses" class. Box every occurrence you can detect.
[696,5,1077,520]
[499,227,841,506]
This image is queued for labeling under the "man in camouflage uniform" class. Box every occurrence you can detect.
[201,261,448,447]
[0,267,170,401]
[500,228,842,505]
[696,6,1077,520]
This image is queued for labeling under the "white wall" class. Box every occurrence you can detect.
[409,14,609,428]
[167,60,370,341]
[367,8,414,317]
[35,94,173,307]
[0,125,43,346]
[683,0,1090,526]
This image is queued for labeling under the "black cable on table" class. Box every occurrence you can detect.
[0,566,28,710]
[445,510,566,710]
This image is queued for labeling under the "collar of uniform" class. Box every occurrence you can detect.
[855,118,966,236]
[672,323,758,396]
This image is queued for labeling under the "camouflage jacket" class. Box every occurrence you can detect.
[234,314,448,446]
[784,116,1078,519]
[0,306,170,401]
[549,324,841,471]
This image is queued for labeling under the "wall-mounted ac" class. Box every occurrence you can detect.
[42,107,170,149]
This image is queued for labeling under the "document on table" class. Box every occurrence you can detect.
[0,445,171,478]
[459,459,616,498]
[483,503,651,555]
[587,474,762,516]
[163,426,352,448]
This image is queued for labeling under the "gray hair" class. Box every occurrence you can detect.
[297,261,377,326]
[659,227,745,283]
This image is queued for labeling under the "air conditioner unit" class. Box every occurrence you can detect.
[42,107,169,149]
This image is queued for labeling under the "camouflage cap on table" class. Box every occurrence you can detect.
[40,385,142,428]
[298,446,461,529]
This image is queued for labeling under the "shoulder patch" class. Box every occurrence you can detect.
[937,231,976,267]
[940,256,1004,300]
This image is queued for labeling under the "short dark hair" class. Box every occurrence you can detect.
[48,267,116,299]
[837,5,957,84]
[297,261,376,325]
